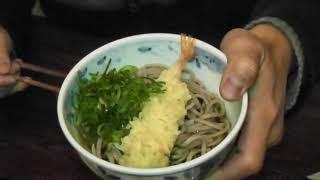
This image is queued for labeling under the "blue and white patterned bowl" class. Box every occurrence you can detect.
[57,33,248,180]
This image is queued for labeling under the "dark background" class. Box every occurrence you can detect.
[0,14,319,180]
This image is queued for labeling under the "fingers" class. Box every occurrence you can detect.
[10,60,28,93]
[11,77,30,94]
[0,54,27,97]
[207,27,287,180]
[0,59,24,99]
[207,103,274,180]
[0,59,21,85]
[211,67,279,180]
[208,82,283,179]
[220,29,265,101]
[10,59,21,74]
[0,74,15,86]
[207,114,284,180]
[225,109,271,179]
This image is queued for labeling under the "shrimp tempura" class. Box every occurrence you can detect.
[119,34,195,168]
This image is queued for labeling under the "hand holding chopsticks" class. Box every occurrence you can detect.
[17,60,67,94]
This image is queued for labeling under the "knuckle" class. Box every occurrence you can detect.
[267,100,281,121]
[221,28,248,49]
[230,59,259,84]
[221,29,265,61]
[225,28,248,39]
[268,105,278,119]
[10,61,21,74]
[269,117,284,146]
[242,154,263,175]
[238,59,259,75]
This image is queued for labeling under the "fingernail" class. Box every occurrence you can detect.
[222,77,245,100]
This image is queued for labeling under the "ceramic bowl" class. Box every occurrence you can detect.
[57,33,248,180]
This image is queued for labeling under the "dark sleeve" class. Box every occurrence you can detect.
[0,0,35,57]
[244,0,320,111]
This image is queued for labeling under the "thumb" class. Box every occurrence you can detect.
[219,29,265,101]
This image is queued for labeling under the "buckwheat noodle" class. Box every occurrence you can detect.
[90,64,231,166]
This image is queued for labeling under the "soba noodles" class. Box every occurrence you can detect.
[89,64,231,166]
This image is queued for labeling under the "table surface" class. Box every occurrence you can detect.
[1,17,319,180]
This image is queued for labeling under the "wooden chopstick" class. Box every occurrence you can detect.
[17,61,66,94]
[17,76,60,94]
[20,62,67,78]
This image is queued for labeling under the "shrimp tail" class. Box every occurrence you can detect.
[177,34,195,70]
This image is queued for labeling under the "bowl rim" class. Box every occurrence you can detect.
[57,33,248,176]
